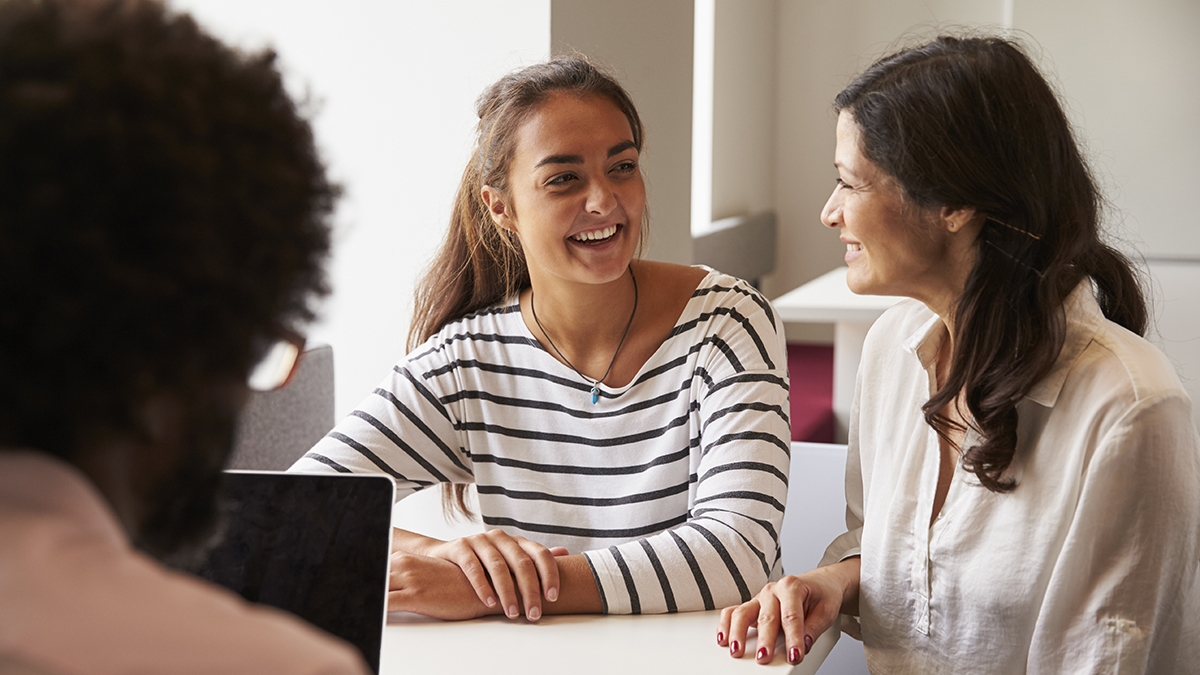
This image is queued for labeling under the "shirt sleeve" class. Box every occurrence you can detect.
[1027,392,1200,674]
[289,351,475,501]
[582,286,792,613]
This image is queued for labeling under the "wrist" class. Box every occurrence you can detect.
[392,527,442,557]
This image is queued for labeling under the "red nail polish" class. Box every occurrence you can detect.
[716,631,724,644]
[757,647,768,661]
[804,634,814,654]
[730,640,740,654]
[788,647,801,664]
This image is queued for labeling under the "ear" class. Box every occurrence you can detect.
[940,206,984,235]
[481,185,514,232]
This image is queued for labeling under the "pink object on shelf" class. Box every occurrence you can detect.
[787,343,835,443]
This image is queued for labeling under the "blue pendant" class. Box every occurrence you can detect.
[591,386,600,404]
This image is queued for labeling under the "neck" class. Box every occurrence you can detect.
[525,264,638,382]
[528,265,636,349]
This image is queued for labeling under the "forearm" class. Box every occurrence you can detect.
[392,527,442,555]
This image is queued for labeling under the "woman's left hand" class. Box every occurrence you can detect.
[717,561,857,666]
[387,553,499,620]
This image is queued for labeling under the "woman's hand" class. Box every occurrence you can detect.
[392,528,566,622]
[388,553,498,620]
[717,558,860,666]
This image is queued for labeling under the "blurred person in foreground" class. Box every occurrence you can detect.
[0,1,367,673]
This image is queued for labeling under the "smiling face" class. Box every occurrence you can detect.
[483,93,644,291]
[821,111,974,308]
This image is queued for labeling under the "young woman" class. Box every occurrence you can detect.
[293,58,791,622]
[719,36,1200,671]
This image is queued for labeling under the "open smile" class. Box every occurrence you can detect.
[569,224,621,245]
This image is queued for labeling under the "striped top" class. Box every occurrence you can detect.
[294,268,791,614]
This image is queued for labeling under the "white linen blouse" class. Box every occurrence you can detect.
[822,282,1200,674]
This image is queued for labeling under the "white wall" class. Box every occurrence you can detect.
[710,0,777,223]
[551,0,695,265]
[1015,0,1200,260]
[173,1,551,416]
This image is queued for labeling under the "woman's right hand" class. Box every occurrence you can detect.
[717,557,860,666]
[394,529,566,622]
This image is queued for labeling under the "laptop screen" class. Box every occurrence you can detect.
[185,471,394,673]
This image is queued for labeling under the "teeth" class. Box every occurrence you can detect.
[847,243,862,252]
[572,225,618,242]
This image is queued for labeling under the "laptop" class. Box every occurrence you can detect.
[184,471,394,673]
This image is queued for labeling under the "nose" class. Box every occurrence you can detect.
[586,177,617,216]
[820,187,842,229]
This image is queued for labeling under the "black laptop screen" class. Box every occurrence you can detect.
[185,472,394,673]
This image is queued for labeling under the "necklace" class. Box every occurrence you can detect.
[530,266,638,404]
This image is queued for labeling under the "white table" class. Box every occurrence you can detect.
[773,267,901,442]
[386,461,845,675]
[381,609,838,674]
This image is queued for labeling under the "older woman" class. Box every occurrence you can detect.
[719,36,1199,672]
[293,58,790,622]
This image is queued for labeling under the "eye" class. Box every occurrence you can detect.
[836,178,854,190]
[547,172,578,186]
[612,160,638,174]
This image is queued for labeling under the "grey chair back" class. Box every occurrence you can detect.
[227,344,335,471]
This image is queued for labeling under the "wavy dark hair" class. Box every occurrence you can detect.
[0,0,337,460]
[835,35,1146,492]
[408,56,644,517]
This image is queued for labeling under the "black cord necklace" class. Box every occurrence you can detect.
[530,266,638,404]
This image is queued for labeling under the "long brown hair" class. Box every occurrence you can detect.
[408,56,645,517]
[835,35,1146,492]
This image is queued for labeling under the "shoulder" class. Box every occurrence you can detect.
[1052,320,1196,452]
[0,461,365,674]
[1087,320,1189,406]
[406,299,534,367]
[682,265,778,323]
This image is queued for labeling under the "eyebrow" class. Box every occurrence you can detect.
[534,140,637,168]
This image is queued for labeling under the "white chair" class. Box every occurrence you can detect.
[783,441,867,674]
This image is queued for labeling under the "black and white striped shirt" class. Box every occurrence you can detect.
[294,269,791,613]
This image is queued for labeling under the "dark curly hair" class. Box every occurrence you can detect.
[835,35,1146,492]
[0,0,338,460]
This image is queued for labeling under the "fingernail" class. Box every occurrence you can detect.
[730,640,740,655]
[716,631,724,644]
[485,596,496,608]
[527,606,541,621]
[547,587,558,602]
[804,634,814,654]
[507,605,519,618]
[756,647,768,661]
[788,647,801,664]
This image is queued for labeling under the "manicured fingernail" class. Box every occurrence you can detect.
[547,587,558,602]
[485,596,496,607]
[730,640,740,655]
[527,606,541,621]
[756,647,768,661]
[716,631,724,644]
[507,605,518,618]
[788,647,801,664]
[804,634,814,654]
